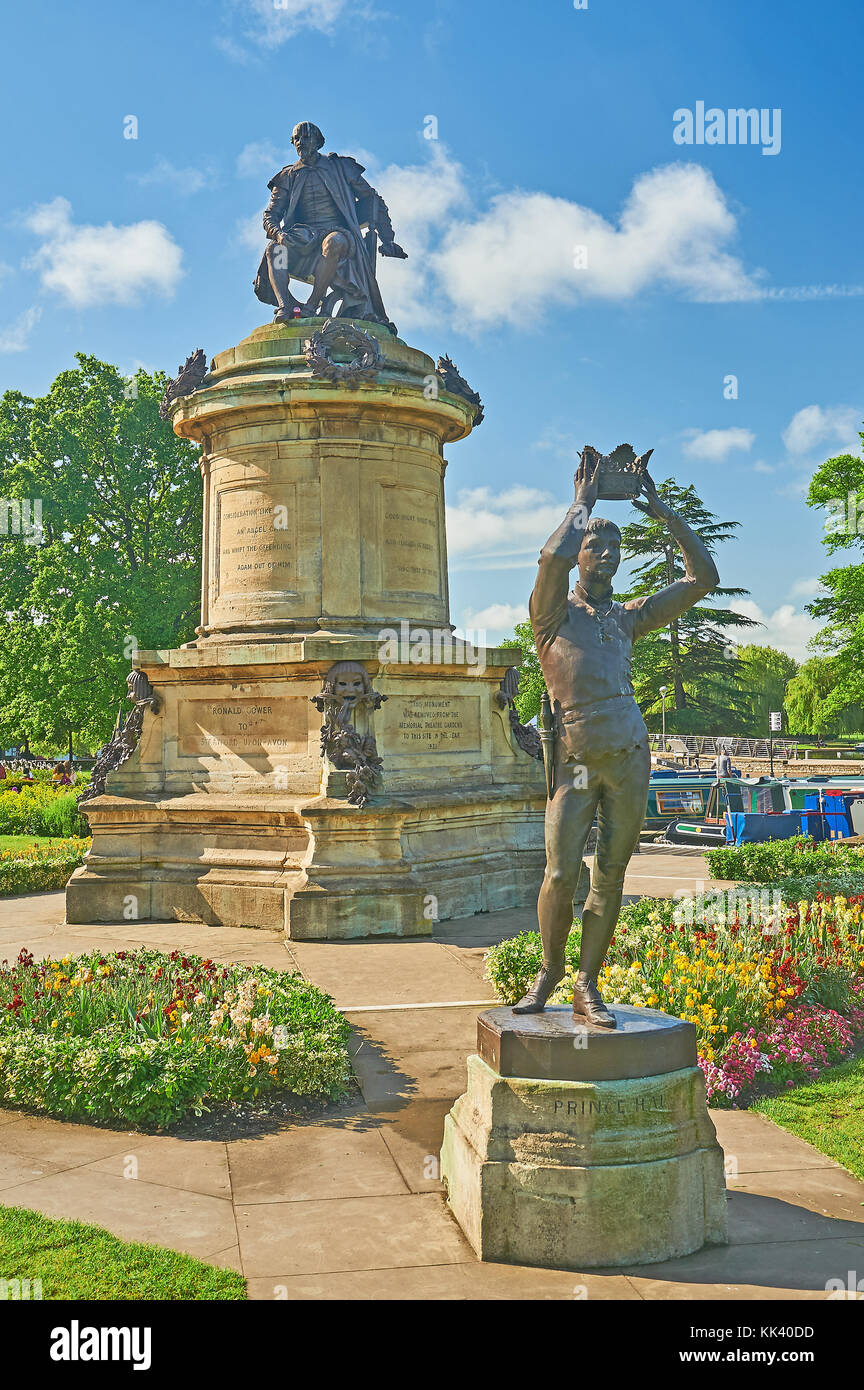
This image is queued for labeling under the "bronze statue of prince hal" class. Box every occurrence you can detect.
[514,447,719,1027]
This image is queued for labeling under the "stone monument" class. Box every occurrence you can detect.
[440,449,728,1267]
[66,123,547,938]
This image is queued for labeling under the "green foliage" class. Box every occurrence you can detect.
[484,929,582,1005]
[706,834,864,884]
[736,873,864,901]
[619,479,757,732]
[0,947,352,1128]
[0,1205,247,1301]
[783,656,864,736]
[803,427,864,723]
[499,621,546,722]
[0,355,202,752]
[0,786,88,837]
[734,644,798,731]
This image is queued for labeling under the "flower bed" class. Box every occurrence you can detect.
[0,838,90,896]
[0,785,89,838]
[485,891,864,1107]
[0,947,353,1127]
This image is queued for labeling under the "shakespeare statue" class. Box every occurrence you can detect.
[514,448,719,1027]
[253,121,407,333]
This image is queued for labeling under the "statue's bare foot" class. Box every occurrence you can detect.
[274,306,300,323]
[513,964,564,1015]
[572,973,616,1029]
[298,300,321,318]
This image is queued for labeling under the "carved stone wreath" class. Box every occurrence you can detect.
[305,320,382,386]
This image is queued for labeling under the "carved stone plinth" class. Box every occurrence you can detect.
[440,1007,728,1270]
[66,321,546,937]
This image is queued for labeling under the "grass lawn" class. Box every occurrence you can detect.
[754,1055,864,1183]
[0,835,63,852]
[0,1204,246,1299]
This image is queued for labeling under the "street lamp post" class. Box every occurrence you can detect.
[660,686,668,753]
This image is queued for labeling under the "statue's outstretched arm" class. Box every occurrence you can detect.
[349,166,406,258]
[529,454,599,647]
[626,473,720,637]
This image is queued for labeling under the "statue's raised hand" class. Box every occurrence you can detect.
[632,470,672,521]
[573,447,601,514]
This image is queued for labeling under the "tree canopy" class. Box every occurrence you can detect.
[0,355,202,752]
[804,424,864,726]
[618,480,757,732]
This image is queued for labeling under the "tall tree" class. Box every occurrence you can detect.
[804,423,864,723]
[734,643,799,731]
[619,479,756,733]
[0,355,202,751]
[784,656,864,736]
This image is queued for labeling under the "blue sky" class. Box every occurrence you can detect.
[1,0,861,659]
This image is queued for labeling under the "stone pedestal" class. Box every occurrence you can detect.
[66,320,546,936]
[440,1006,728,1270]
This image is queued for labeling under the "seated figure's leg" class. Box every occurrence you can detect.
[264,241,301,322]
[574,743,651,1027]
[301,230,350,316]
[514,766,599,1014]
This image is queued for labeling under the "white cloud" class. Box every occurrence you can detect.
[757,283,864,302]
[236,211,264,252]
[753,459,775,474]
[0,306,42,353]
[224,0,352,51]
[682,427,755,462]
[236,141,289,178]
[787,576,826,600]
[430,162,762,329]
[372,144,471,329]
[731,599,819,662]
[132,160,212,195]
[24,197,183,307]
[446,484,566,564]
[781,404,861,458]
[457,602,529,644]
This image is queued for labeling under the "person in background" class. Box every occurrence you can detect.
[714,748,732,779]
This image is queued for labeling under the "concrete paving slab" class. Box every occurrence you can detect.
[0,891,65,931]
[286,939,485,1009]
[0,1115,140,1167]
[727,1166,864,1224]
[376,1098,452,1193]
[712,1110,845,1173]
[236,1191,472,1278]
[246,1261,641,1300]
[0,1150,69,1192]
[83,1136,232,1201]
[0,1168,237,1260]
[227,1125,408,1205]
[621,1235,864,1298]
[726,1187,864,1246]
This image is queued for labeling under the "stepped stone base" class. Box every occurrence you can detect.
[440,1007,728,1269]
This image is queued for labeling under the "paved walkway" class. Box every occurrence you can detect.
[2,860,862,1300]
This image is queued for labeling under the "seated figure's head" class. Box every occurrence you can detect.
[577,517,621,593]
[292,122,325,161]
